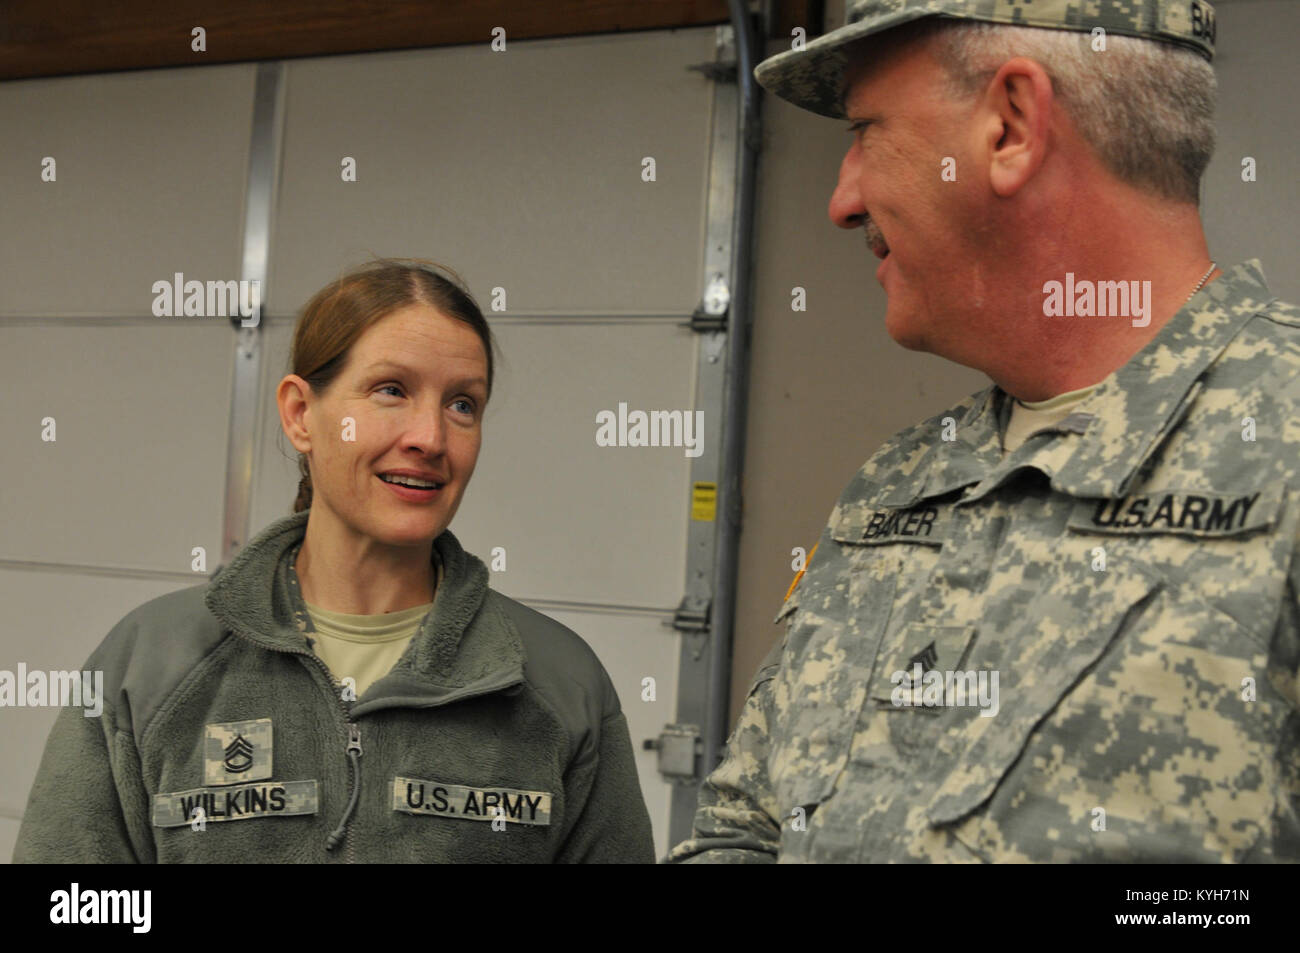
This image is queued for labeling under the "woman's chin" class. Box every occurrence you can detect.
[355,508,446,545]
[385,519,448,544]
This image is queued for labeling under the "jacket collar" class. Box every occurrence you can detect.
[875,260,1276,507]
[205,510,525,708]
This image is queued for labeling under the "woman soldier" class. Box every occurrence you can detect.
[15,260,655,863]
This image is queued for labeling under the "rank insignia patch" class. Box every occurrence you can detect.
[204,718,272,785]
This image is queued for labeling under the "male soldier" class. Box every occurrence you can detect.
[668,0,1300,862]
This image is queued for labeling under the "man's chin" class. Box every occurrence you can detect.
[882,308,930,352]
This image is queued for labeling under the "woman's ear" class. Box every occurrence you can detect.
[278,375,314,454]
[978,57,1053,198]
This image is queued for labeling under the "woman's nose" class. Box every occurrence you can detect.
[406,407,447,456]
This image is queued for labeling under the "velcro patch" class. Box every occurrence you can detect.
[393,777,552,827]
[1068,485,1282,538]
[873,623,977,701]
[152,779,318,828]
[203,717,272,785]
[836,504,949,546]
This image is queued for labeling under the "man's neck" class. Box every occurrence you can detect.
[1011,262,1218,401]
[1003,255,1216,403]
[976,174,1218,402]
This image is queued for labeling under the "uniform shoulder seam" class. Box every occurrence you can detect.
[486,592,612,757]
[1256,298,1300,328]
[95,583,232,750]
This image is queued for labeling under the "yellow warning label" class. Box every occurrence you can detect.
[691,482,717,522]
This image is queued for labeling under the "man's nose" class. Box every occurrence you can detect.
[828,142,866,230]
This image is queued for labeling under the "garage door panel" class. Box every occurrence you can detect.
[435,321,697,607]
[0,65,254,317]
[0,324,231,570]
[268,28,716,317]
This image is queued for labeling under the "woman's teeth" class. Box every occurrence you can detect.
[380,474,442,488]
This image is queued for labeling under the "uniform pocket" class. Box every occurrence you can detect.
[769,501,957,815]
[867,622,981,759]
[925,564,1161,826]
[938,570,1287,861]
[927,482,1293,861]
[767,548,899,815]
[870,622,978,705]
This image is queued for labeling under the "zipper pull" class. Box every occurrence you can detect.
[325,723,363,852]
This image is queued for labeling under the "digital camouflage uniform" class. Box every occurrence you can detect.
[669,261,1300,862]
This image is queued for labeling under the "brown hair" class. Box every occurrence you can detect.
[286,259,497,514]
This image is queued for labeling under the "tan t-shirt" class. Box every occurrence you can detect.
[303,555,442,699]
[1002,384,1098,454]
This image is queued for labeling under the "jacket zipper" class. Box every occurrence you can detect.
[229,627,523,860]
[306,652,361,863]
[226,629,361,862]
[326,722,362,860]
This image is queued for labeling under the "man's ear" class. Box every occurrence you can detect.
[278,375,313,454]
[978,57,1054,198]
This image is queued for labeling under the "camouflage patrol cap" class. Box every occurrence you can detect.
[755,0,1218,119]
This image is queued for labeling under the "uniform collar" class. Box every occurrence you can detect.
[205,510,525,708]
[875,260,1276,507]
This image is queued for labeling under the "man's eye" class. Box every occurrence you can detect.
[451,398,475,415]
[846,120,871,134]
[378,384,404,397]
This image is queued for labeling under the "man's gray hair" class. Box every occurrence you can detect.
[923,21,1216,204]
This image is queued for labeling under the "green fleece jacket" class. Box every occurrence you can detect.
[13,510,654,863]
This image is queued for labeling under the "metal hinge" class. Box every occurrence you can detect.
[644,723,703,781]
[670,596,711,635]
[688,306,728,333]
[686,274,731,332]
[686,60,737,83]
